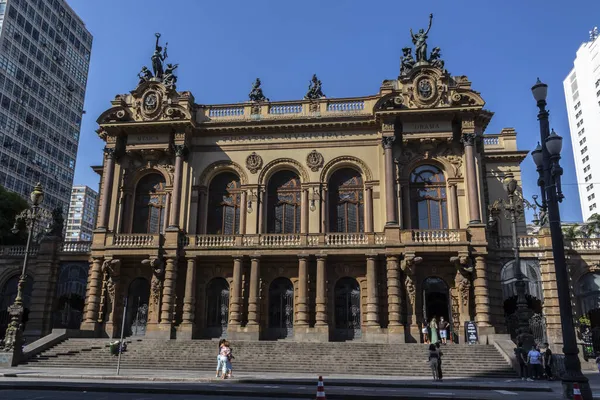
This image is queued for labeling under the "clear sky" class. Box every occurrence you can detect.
[67,0,600,223]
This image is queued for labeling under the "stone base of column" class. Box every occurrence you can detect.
[404,324,420,343]
[79,322,102,335]
[0,350,21,367]
[226,324,260,341]
[362,326,387,343]
[476,325,496,345]
[103,322,121,339]
[145,322,173,339]
[177,323,195,340]
[385,325,406,343]
[294,326,329,342]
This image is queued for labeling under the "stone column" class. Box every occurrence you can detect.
[449,183,460,229]
[382,136,397,225]
[97,148,116,230]
[169,145,185,228]
[296,255,309,327]
[462,132,481,224]
[455,270,472,339]
[315,255,328,327]
[366,256,379,327]
[179,258,196,339]
[228,257,243,329]
[301,189,309,234]
[473,256,492,327]
[321,188,328,233]
[258,189,265,234]
[163,192,171,233]
[240,190,247,234]
[248,256,261,327]
[198,188,207,234]
[81,257,103,331]
[158,258,178,336]
[386,256,401,327]
[365,186,374,233]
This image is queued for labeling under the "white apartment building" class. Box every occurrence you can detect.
[65,185,97,242]
[564,27,600,222]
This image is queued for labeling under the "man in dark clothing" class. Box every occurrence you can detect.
[514,343,527,380]
[542,343,553,380]
[435,342,443,381]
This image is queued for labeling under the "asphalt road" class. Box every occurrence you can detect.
[0,392,298,400]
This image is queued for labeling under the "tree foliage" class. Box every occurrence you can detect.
[0,185,29,245]
[584,213,600,238]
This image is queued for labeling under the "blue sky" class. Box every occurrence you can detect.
[67,0,600,223]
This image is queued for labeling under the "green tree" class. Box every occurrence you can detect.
[584,213,600,238]
[563,224,581,240]
[0,184,29,245]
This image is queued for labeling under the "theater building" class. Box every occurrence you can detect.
[6,29,600,350]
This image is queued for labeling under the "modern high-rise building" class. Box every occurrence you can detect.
[0,0,92,213]
[65,185,97,242]
[564,27,600,222]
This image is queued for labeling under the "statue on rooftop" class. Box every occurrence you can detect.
[151,33,168,79]
[137,66,153,86]
[410,13,433,63]
[400,47,415,76]
[163,63,178,90]
[429,47,444,70]
[249,78,269,102]
[305,74,326,100]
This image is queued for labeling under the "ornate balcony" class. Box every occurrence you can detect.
[111,234,158,248]
[59,241,92,253]
[0,246,39,257]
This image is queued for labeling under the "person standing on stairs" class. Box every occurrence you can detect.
[422,320,430,344]
[435,342,443,381]
[430,316,439,345]
[439,317,449,345]
[216,339,226,378]
[428,344,440,381]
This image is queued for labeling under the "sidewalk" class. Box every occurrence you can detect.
[0,366,560,391]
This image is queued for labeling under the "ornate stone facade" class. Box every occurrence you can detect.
[4,30,600,350]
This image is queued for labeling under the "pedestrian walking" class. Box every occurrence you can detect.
[541,343,553,380]
[428,344,439,381]
[514,342,528,381]
[435,342,443,381]
[430,316,439,345]
[595,352,600,373]
[218,340,232,379]
[439,317,449,345]
[527,345,543,380]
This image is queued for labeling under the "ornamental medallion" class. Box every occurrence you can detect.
[306,150,324,172]
[246,152,263,174]
[139,89,163,120]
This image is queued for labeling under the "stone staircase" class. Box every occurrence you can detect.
[23,338,516,378]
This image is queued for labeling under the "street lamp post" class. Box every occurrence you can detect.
[531,79,591,399]
[488,174,535,349]
[1,183,50,366]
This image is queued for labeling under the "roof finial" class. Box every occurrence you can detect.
[591,27,599,41]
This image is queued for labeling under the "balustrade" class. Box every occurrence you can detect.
[327,100,365,113]
[208,107,244,118]
[483,136,500,146]
[570,238,600,250]
[112,234,155,247]
[259,234,302,246]
[325,233,368,246]
[269,104,302,115]
[194,235,236,247]
[411,229,460,243]
[0,246,39,256]
[60,241,92,253]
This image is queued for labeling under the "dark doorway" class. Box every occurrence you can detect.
[333,277,361,341]
[205,278,229,338]
[125,278,150,337]
[268,278,294,340]
[422,277,450,322]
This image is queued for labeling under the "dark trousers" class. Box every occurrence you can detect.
[437,359,443,380]
[518,363,527,378]
[529,363,542,379]
[545,365,552,379]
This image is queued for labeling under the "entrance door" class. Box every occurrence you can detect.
[206,278,229,338]
[268,278,294,339]
[422,277,451,341]
[126,278,150,337]
[334,277,361,341]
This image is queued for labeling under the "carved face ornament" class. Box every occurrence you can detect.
[418,78,433,100]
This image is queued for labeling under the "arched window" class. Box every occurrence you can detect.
[410,165,448,229]
[328,168,364,233]
[132,174,167,234]
[207,172,241,235]
[267,171,301,234]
